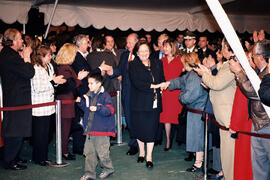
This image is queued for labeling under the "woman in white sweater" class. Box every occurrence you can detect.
[31,45,66,166]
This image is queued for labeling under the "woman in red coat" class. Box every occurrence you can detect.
[160,39,183,150]
[55,43,88,160]
[230,87,253,180]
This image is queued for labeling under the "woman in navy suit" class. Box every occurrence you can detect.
[129,40,165,168]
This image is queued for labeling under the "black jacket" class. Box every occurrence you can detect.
[129,56,165,112]
[87,51,117,93]
[71,52,92,96]
[0,46,35,137]
[259,73,270,107]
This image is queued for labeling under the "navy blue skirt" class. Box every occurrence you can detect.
[130,109,159,143]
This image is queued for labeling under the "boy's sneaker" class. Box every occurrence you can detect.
[99,171,114,179]
[80,173,95,180]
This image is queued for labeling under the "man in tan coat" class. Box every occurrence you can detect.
[195,38,236,180]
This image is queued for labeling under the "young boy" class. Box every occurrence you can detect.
[77,73,115,180]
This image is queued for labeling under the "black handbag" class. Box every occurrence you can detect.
[178,105,187,125]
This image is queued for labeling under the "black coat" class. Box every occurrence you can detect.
[0,47,35,137]
[71,52,91,96]
[87,51,117,93]
[129,56,165,112]
[259,73,270,107]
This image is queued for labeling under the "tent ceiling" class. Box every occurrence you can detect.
[0,0,270,32]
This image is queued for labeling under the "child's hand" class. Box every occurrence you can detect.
[76,97,81,102]
[90,106,97,112]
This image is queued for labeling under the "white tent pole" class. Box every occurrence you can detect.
[23,24,26,34]
[44,0,58,39]
[205,0,270,118]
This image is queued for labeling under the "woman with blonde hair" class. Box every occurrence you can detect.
[55,43,89,160]
[165,52,208,172]
[160,38,183,151]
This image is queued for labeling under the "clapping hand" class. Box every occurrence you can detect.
[90,106,97,112]
[22,46,32,63]
[75,97,81,102]
[53,75,66,84]
[78,70,89,80]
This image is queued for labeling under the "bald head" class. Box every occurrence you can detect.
[126,33,138,52]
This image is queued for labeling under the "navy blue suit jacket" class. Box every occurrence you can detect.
[72,52,100,96]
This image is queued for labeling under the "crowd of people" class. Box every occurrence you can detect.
[0,27,270,180]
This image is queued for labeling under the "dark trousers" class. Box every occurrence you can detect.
[32,116,50,163]
[48,114,56,144]
[155,122,164,142]
[122,94,138,148]
[71,106,85,153]
[62,117,72,155]
[3,137,23,168]
[170,123,186,144]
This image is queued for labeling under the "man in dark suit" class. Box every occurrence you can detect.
[176,33,184,49]
[87,37,118,95]
[107,33,139,155]
[198,35,215,62]
[104,35,122,66]
[150,33,168,61]
[0,28,35,170]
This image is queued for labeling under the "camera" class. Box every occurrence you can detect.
[229,55,237,62]
[190,64,199,68]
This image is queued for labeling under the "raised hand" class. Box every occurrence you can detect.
[78,70,89,80]
[253,31,259,43]
[101,70,106,77]
[99,61,112,72]
[106,66,114,76]
[228,59,242,74]
[194,64,210,76]
[75,97,81,102]
[22,46,32,63]
[53,75,66,84]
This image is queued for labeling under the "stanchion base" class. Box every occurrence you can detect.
[50,161,70,168]
[195,174,208,180]
[111,142,128,146]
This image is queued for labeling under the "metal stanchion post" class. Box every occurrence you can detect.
[204,114,208,180]
[50,100,70,167]
[111,86,127,146]
[116,90,122,144]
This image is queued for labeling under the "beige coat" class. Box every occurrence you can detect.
[202,61,236,128]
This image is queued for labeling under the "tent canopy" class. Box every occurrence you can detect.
[0,0,270,32]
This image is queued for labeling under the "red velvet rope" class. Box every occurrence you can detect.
[0,100,76,111]
[0,100,76,147]
[2,100,269,139]
[207,114,270,139]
